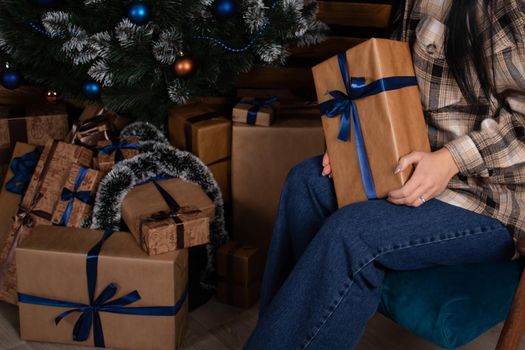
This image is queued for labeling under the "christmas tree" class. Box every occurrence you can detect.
[0,0,326,122]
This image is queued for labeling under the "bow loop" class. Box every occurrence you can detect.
[97,140,139,163]
[239,96,278,125]
[6,147,42,195]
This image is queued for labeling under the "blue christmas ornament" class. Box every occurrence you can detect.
[81,81,101,100]
[0,68,21,90]
[128,3,150,25]
[212,0,237,20]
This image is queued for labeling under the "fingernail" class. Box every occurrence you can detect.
[321,171,326,176]
[394,166,401,174]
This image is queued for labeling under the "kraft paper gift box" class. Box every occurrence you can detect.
[232,117,325,259]
[216,280,261,309]
[51,165,103,227]
[96,136,140,172]
[232,97,279,127]
[68,114,114,149]
[168,103,231,165]
[0,141,92,304]
[122,179,215,256]
[209,159,231,203]
[216,241,261,285]
[312,38,431,207]
[0,104,69,184]
[16,226,188,350]
[0,142,39,292]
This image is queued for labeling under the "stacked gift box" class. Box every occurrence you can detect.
[0,103,69,184]
[168,103,232,203]
[0,102,222,349]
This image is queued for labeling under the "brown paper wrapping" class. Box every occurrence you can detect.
[51,165,103,227]
[0,143,38,286]
[122,179,215,256]
[0,141,92,304]
[16,226,188,350]
[96,137,139,172]
[312,38,431,207]
[168,103,231,165]
[232,98,278,127]
[232,117,325,259]
[216,279,260,309]
[216,241,261,286]
[0,105,69,182]
[209,159,231,203]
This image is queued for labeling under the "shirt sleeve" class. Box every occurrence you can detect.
[444,39,525,179]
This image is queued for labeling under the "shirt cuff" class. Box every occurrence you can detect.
[444,134,486,176]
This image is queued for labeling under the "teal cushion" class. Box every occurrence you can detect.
[378,260,525,349]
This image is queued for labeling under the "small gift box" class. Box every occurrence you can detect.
[16,226,188,350]
[168,103,231,165]
[68,114,114,149]
[216,241,261,285]
[51,165,103,227]
[0,104,69,184]
[216,280,261,309]
[232,96,279,127]
[122,179,215,256]
[312,38,431,207]
[96,137,140,172]
[0,141,92,304]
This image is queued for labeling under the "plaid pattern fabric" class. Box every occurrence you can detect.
[394,0,525,247]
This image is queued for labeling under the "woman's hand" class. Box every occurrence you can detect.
[388,148,459,207]
[322,152,332,177]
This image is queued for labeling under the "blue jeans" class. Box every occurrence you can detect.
[244,155,515,350]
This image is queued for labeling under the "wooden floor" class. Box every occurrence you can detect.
[0,299,523,350]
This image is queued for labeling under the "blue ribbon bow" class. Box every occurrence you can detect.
[240,96,278,125]
[58,167,93,226]
[97,140,139,163]
[18,228,188,348]
[5,147,42,195]
[319,52,418,200]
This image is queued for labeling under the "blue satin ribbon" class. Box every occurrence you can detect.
[319,53,418,200]
[97,140,139,163]
[58,167,93,226]
[18,228,188,348]
[240,96,278,125]
[5,147,42,195]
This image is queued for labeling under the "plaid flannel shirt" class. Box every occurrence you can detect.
[393,0,525,248]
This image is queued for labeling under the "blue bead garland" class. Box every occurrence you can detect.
[194,0,280,53]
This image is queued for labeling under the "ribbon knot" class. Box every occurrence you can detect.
[5,147,42,195]
[239,96,278,125]
[318,52,418,200]
[97,140,139,162]
[58,167,93,226]
[53,282,141,344]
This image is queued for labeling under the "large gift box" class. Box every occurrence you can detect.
[209,159,231,203]
[312,38,430,207]
[232,97,279,127]
[51,165,103,227]
[168,103,231,165]
[0,104,69,184]
[122,179,215,256]
[0,141,92,304]
[232,117,325,259]
[17,226,188,350]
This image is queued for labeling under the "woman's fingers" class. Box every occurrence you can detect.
[322,152,331,176]
[394,152,424,174]
[322,164,332,176]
